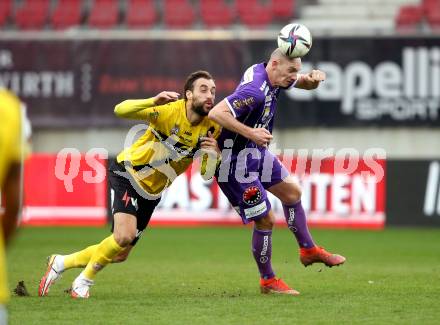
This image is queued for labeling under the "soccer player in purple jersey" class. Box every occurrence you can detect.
[209,49,346,295]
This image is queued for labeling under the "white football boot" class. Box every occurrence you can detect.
[38,255,65,296]
[71,274,94,299]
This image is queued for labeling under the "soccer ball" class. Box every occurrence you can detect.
[277,23,312,58]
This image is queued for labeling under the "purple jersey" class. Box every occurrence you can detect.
[218,63,288,153]
[215,63,295,223]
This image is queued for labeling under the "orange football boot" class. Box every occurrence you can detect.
[260,277,300,295]
[300,246,346,267]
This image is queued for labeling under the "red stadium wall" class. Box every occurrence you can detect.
[21,154,108,226]
[20,154,385,229]
[152,158,385,229]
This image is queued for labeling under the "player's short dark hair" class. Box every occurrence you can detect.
[183,70,213,100]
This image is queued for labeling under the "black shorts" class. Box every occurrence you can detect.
[108,159,161,245]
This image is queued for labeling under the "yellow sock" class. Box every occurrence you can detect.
[63,244,99,269]
[83,235,124,280]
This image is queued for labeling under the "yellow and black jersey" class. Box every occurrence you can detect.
[0,89,23,304]
[0,90,22,187]
[115,98,221,195]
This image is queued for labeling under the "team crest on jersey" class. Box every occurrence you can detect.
[149,111,159,121]
[170,124,180,135]
[261,106,272,123]
[243,186,262,205]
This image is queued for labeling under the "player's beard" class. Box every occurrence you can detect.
[191,101,209,116]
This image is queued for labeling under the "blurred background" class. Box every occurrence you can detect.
[1,0,439,229]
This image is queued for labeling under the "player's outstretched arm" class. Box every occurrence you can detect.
[114,91,180,120]
[208,100,273,147]
[294,70,326,90]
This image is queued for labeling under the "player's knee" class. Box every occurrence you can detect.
[255,213,275,230]
[282,184,302,204]
[113,232,135,247]
[291,186,302,202]
[264,217,275,229]
[112,253,129,263]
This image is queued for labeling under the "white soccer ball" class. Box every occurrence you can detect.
[277,23,312,58]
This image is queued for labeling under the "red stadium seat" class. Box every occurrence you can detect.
[395,5,423,28]
[14,0,50,30]
[0,0,12,27]
[51,0,82,30]
[422,0,440,12]
[88,0,119,29]
[271,0,295,19]
[426,10,440,28]
[163,0,195,28]
[422,0,440,28]
[126,0,157,28]
[236,0,273,27]
[200,0,235,28]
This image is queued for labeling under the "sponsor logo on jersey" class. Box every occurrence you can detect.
[122,190,138,210]
[243,186,262,205]
[287,207,297,232]
[232,97,255,109]
[131,197,138,210]
[244,201,267,219]
[260,256,269,263]
[135,229,144,238]
[258,234,270,263]
[150,127,196,158]
[261,105,272,124]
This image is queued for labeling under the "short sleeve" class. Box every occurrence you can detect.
[224,84,264,119]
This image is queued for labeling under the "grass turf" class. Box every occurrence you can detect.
[5,226,440,324]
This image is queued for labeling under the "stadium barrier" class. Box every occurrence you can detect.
[19,153,386,229]
[387,160,440,226]
[20,153,108,226]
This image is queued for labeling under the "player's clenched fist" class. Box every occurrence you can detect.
[305,70,326,82]
[297,70,325,90]
[153,91,180,105]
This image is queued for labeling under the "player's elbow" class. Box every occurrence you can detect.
[207,108,218,122]
[114,101,126,117]
[208,106,226,124]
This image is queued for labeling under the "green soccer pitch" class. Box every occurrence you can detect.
[6,226,440,324]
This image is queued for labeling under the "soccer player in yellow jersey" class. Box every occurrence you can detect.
[0,89,23,323]
[38,71,221,299]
